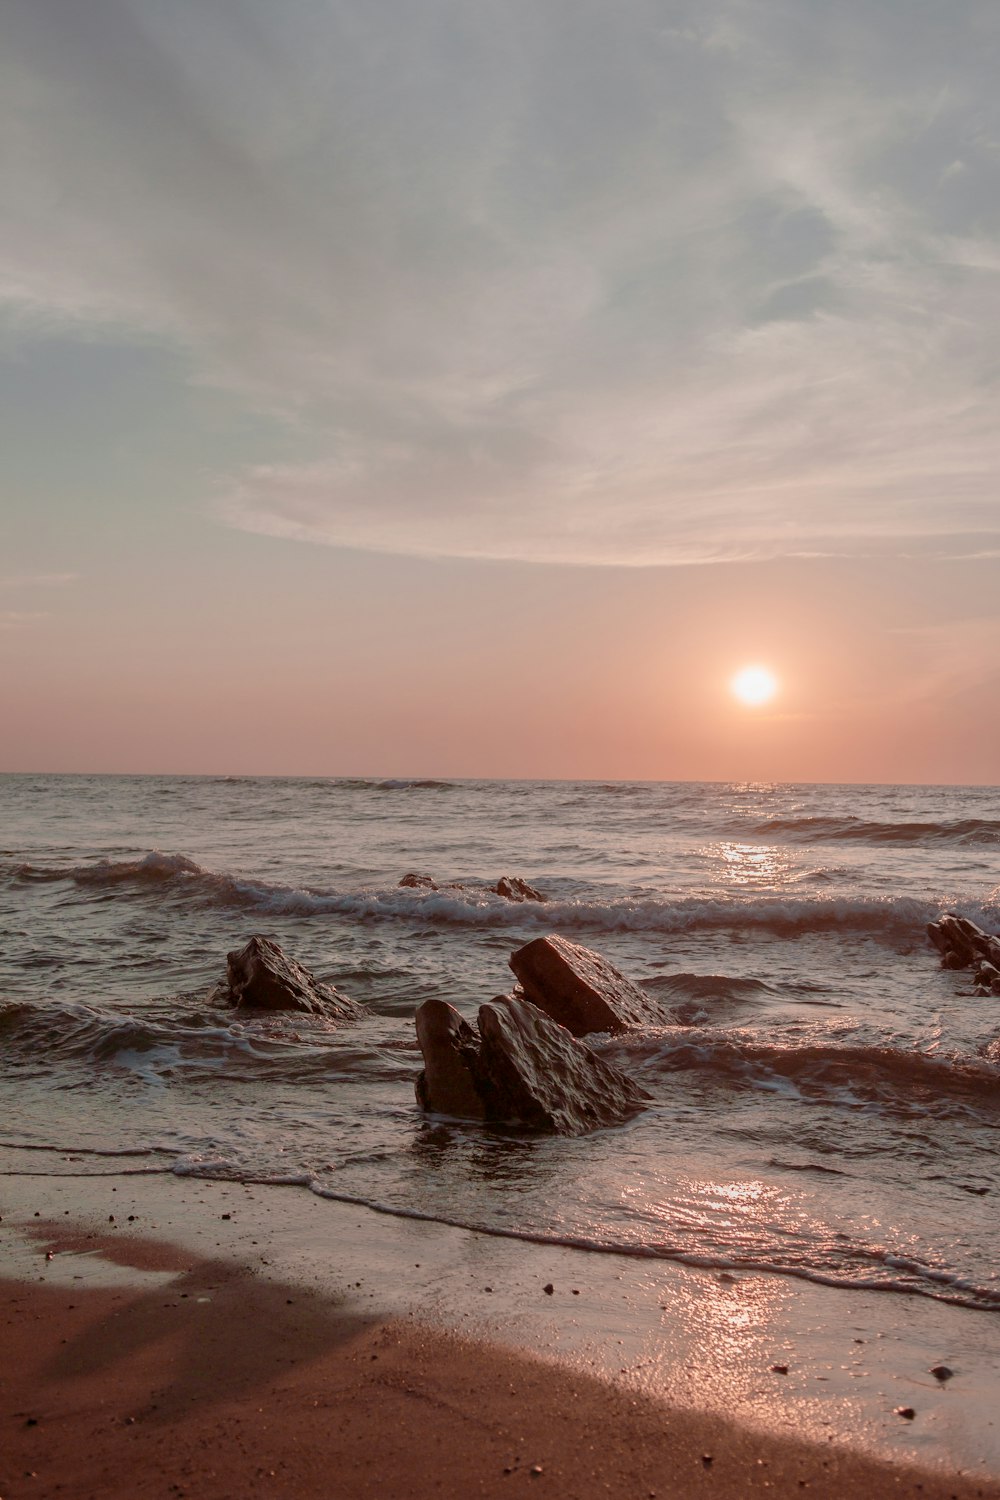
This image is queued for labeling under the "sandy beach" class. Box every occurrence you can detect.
[3,1172,999,1500]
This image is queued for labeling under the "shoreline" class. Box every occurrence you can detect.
[3,1171,1000,1496]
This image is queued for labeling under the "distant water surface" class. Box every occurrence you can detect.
[1,775,998,1311]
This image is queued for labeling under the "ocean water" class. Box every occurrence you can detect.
[1,775,998,1313]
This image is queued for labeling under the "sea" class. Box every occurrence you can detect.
[2,775,998,1315]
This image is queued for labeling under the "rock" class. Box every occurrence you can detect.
[973,960,1000,996]
[929,1365,954,1382]
[414,999,485,1120]
[402,872,547,902]
[894,1406,916,1420]
[927,913,1000,975]
[475,995,650,1131]
[508,935,667,1037]
[210,935,361,1020]
[414,993,649,1134]
[494,876,547,903]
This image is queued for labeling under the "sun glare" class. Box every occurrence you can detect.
[730,664,779,708]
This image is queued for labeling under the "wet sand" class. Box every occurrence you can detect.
[4,1235,999,1500]
[3,1171,1000,1499]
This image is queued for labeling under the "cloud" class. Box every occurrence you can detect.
[0,610,50,630]
[0,573,79,588]
[3,0,1000,564]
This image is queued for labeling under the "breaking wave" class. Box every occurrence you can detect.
[7,851,997,940]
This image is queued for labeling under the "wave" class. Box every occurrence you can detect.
[3,1141,994,1311]
[736,815,1000,846]
[161,1167,1000,1313]
[6,981,996,1125]
[377,778,457,791]
[193,775,461,792]
[330,777,458,792]
[0,996,361,1079]
[642,972,777,1025]
[8,852,997,940]
[11,851,203,888]
[628,1029,1000,1118]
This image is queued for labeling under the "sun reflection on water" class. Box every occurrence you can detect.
[717,841,793,888]
[619,1179,805,1420]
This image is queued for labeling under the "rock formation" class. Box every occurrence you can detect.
[210,935,362,1020]
[928,914,1000,994]
[414,993,649,1134]
[508,935,668,1036]
[399,872,547,901]
[494,876,547,903]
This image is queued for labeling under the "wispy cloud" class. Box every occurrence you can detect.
[3,1,999,564]
[0,610,50,630]
[0,573,79,589]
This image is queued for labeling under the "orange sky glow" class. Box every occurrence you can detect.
[1,2,998,784]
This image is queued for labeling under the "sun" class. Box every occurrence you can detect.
[730,664,779,708]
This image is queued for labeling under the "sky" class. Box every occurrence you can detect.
[2,0,999,782]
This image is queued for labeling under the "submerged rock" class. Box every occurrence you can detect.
[508,935,667,1037]
[494,876,547,903]
[400,872,547,902]
[210,935,361,1020]
[414,993,649,1134]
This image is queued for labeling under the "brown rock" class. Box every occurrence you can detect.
[927,913,1000,973]
[494,876,547,903]
[477,994,650,1133]
[414,994,649,1134]
[402,872,547,902]
[974,960,1000,996]
[508,935,667,1037]
[414,999,485,1120]
[210,936,361,1020]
